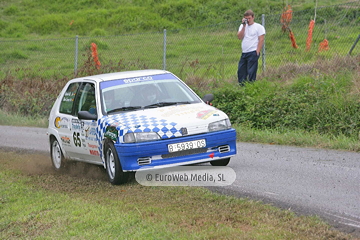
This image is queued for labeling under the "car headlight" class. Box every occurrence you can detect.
[124,132,161,143]
[208,119,231,132]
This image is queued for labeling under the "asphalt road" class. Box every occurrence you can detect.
[1,125,359,236]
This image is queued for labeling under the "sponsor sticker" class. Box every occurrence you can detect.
[197,110,218,120]
[54,117,61,128]
[104,126,118,141]
[61,136,71,145]
[89,150,100,156]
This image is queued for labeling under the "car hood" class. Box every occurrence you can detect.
[98,103,228,141]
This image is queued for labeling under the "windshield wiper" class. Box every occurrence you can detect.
[143,101,191,109]
[176,101,191,105]
[107,106,142,114]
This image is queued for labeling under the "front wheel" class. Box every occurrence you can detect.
[50,137,66,170]
[210,158,230,166]
[104,141,129,185]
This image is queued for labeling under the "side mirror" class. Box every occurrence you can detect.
[78,111,97,120]
[202,94,214,105]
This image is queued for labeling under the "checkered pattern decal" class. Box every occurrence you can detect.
[96,112,182,158]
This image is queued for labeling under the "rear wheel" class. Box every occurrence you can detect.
[210,158,230,166]
[104,141,129,185]
[50,137,65,170]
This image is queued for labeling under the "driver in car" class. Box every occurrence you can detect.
[131,85,161,107]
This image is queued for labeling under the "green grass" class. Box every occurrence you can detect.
[236,123,360,152]
[0,110,48,128]
[1,19,358,80]
[0,1,358,80]
[0,151,354,239]
[0,0,354,39]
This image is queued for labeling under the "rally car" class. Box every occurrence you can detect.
[47,69,237,184]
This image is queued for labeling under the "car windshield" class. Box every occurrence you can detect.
[100,73,202,114]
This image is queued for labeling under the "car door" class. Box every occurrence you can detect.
[70,81,102,163]
[56,82,81,158]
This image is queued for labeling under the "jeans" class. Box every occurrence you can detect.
[237,51,259,86]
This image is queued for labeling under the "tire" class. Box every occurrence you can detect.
[210,158,230,166]
[50,137,66,170]
[104,141,129,185]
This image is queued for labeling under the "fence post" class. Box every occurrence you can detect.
[74,35,79,76]
[163,29,167,70]
[348,34,360,56]
[261,14,266,73]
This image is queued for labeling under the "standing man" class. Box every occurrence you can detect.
[237,10,265,86]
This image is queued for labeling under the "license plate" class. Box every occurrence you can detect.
[168,139,206,153]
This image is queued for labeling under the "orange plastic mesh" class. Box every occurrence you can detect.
[318,39,329,52]
[91,43,101,69]
[281,5,293,25]
[281,5,293,32]
[306,20,315,51]
[289,30,298,49]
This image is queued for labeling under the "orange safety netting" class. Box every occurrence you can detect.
[318,39,329,52]
[289,30,298,49]
[281,5,293,32]
[280,5,297,49]
[91,43,101,69]
[306,20,315,51]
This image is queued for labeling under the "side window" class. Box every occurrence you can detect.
[59,83,80,114]
[73,83,97,115]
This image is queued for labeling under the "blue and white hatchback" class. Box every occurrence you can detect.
[47,70,237,184]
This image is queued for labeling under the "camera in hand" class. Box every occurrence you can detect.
[243,19,248,25]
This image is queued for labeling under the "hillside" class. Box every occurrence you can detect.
[0,0,354,38]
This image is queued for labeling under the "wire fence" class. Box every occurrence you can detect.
[0,1,359,80]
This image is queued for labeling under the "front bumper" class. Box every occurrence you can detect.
[115,128,237,171]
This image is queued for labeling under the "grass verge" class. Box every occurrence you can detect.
[0,110,48,128]
[0,150,354,239]
[236,123,360,152]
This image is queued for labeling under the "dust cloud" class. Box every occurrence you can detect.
[0,147,108,183]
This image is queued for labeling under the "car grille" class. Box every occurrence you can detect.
[218,145,230,153]
[138,157,152,165]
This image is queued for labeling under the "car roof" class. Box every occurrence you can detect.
[78,69,171,83]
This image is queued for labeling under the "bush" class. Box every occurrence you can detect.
[0,73,69,118]
[212,72,360,138]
